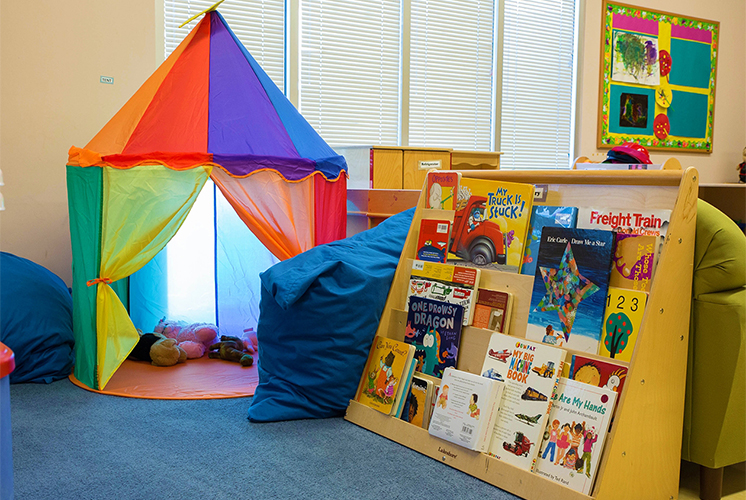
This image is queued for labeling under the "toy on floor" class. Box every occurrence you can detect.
[154,318,220,359]
[130,332,187,367]
[208,335,254,366]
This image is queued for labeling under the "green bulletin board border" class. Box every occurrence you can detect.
[597,1,719,153]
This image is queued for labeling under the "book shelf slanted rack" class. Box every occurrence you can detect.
[345,167,698,500]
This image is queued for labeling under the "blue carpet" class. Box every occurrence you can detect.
[9,379,520,500]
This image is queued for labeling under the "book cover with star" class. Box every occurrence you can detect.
[525,227,616,354]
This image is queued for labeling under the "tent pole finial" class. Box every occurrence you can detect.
[178,0,225,28]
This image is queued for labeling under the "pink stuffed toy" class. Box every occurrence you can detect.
[154,318,220,359]
[178,340,206,359]
[177,323,219,350]
[154,318,186,339]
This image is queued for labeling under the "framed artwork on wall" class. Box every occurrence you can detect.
[597,1,720,153]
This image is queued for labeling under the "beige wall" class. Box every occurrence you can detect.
[0,1,158,285]
[576,0,746,182]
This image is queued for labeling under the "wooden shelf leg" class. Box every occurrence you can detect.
[699,465,723,500]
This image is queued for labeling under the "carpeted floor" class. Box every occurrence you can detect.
[10,379,520,500]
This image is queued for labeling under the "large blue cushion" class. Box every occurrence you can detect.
[248,208,415,422]
[0,252,74,383]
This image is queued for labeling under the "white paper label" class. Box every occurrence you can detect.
[100,76,114,84]
[419,160,442,170]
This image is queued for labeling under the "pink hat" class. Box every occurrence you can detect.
[611,142,652,164]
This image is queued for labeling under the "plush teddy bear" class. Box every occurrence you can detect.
[150,337,187,367]
[208,335,254,366]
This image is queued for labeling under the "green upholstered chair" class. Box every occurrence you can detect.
[681,199,746,500]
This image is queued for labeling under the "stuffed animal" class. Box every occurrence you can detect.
[178,340,205,359]
[150,337,188,367]
[153,318,220,358]
[129,333,162,362]
[208,335,254,366]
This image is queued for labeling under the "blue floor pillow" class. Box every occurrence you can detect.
[0,252,74,383]
[248,208,415,422]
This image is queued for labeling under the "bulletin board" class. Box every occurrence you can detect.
[597,1,719,153]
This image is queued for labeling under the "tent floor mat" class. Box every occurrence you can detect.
[69,355,258,399]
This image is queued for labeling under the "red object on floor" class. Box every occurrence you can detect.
[69,355,258,400]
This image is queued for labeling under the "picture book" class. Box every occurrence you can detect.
[525,227,616,354]
[447,177,535,273]
[415,371,442,422]
[576,207,671,237]
[521,205,578,278]
[428,367,505,452]
[406,260,480,325]
[472,288,513,334]
[533,378,617,494]
[481,332,567,470]
[416,218,452,263]
[392,359,418,418]
[565,354,627,415]
[426,170,461,211]
[355,335,416,415]
[405,296,464,378]
[609,233,659,292]
[401,374,434,428]
[599,287,648,362]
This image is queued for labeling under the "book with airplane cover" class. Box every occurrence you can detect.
[608,233,659,292]
[426,170,461,211]
[599,287,648,362]
[472,288,513,334]
[428,367,505,452]
[401,374,434,428]
[405,296,464,378]
[355,335,416,415]
[525,227,616,354]
[481,332,567,471]
[533,378,617,494]
[521,205,578,278]
[447,177,535,273]
[416,218,452,263]
[406,260,480,325]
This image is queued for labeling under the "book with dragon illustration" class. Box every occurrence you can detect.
[355,335,416,415]
[521,205,578,278]
[525,227,616,354]
[533,378,617,494]
[599,287,648,362]
[405,296,464,378]
[426,170,461,211]
[481,332,567,471]
[447,177,535,273]
[406,260,480,325]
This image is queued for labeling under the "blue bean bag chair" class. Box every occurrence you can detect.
[248,208,415,422]
[0,252,74,383]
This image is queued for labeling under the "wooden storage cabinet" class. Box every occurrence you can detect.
[401,149,452,189]
[337,146,451,190]
[345,168,698,500]
[451,150,502,170]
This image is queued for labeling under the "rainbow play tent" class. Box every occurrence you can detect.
[66,10,347,390]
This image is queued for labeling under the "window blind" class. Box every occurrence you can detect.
[499,0,577,169]
[299,0,401,146]
[164,0,285,88]
[408,0,495,150]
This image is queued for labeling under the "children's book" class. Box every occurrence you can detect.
[405,296,464,378]
[415,371,443,424]
[472,288,513,334]
[525,227,615,354]
[426,170,461,211]
[521,206,578,277]
[355,335,416,415]
[599,287,648,362]
[609,233,659,292]
[576,207,671,237]
[406,260,480,325]
[392,359,418,419]
[416,218,452,263]
[533,378,617,494]
[401,374,434,428]
[447,177,535,273]
[481,332,567,471]
[565,354,628,416]
[428,367,505,452]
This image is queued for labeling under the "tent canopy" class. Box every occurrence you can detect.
[67,11,347,390]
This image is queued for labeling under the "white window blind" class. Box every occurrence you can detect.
[499,0,577,169]
[300,0,401,146]
[164,0,285,88]
[409,0,495,150]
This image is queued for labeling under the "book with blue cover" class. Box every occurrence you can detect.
[521,206,578,278]
[405,296,464,378]
[525,227,615,354]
